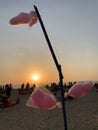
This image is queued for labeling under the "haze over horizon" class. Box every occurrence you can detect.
[0,0,98,85]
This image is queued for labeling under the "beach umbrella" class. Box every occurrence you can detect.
[26,88,57,110]
[9,11,38,27]
[68,82,93,98]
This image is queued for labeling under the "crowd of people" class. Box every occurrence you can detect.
[0,83,36,108]
[18,83,36,95]
[0,84,12,108]
[44,82,76,101]
[0,81,97,109]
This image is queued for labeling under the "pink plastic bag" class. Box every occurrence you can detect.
[26,87,58,110]
[68,82,93,98]
[9,11,38,27]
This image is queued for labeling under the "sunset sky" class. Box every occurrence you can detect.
[0,0,98,85]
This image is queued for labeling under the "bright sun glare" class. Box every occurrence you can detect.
[32,74,40,81]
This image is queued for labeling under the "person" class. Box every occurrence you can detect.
[25,83,30,94]
[94,83,98,92]
[0,93,8,108]
[5,84,12,97]
[19,83,25,95]
[29,84,36,94]
[6,97,12,107]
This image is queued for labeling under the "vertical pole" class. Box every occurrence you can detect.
[34,5,68,130]
[59,65,68,130]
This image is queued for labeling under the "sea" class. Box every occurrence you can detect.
[12,83,50,89]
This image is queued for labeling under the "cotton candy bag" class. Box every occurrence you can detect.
[26,87,59,110]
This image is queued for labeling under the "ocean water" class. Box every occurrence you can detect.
[12,84,21,89]
[12,83,49,89]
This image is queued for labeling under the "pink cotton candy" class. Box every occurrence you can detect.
[29,11,37,18]
[9,11,38,26]
[29,17,38,27]
[26,88,57,110]
[9,12,31,25]
[29,11,38,27]
[68,82,93,98]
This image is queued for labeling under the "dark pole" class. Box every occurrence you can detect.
[34,5,68,130]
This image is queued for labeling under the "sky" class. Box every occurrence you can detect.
[0,0,98,85]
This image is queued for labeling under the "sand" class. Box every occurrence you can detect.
[0,88,98,130]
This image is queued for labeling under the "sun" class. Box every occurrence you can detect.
[32,74,40,81]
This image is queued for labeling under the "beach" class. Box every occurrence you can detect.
[0,88,98,130]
